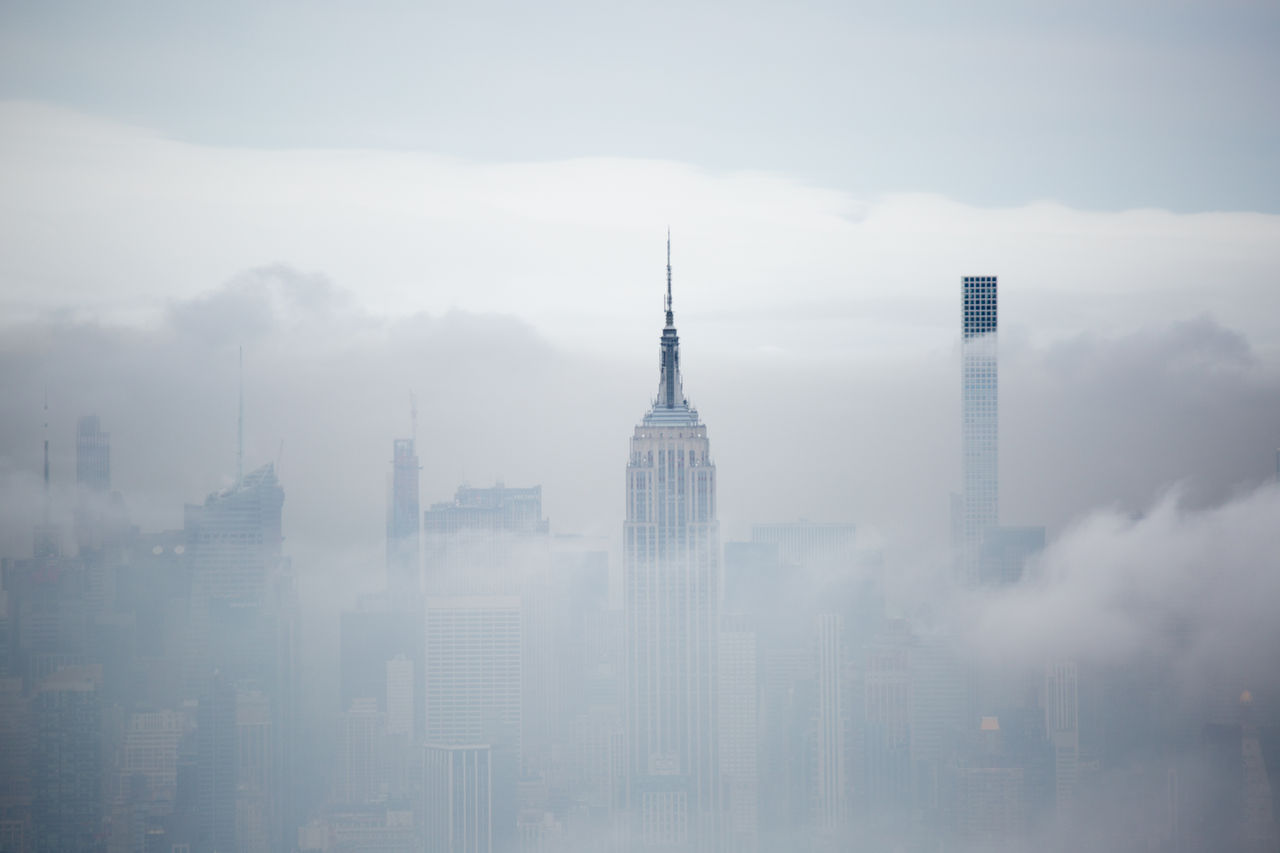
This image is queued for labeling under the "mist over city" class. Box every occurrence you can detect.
[2,2,1279,852]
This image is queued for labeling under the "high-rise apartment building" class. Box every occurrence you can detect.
[624,238,721,850]
[961,276,999,584]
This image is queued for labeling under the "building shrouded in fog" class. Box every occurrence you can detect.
[387,436,421,595]
[624,238,721,850]
[961,275,999,584]
[185,463,284,605]
[75,416,110,494]
[424,744,493,853]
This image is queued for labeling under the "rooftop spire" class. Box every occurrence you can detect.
[665,228,674,328]
[655,232,685,411]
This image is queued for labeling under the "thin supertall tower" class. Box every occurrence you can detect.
[961,275,998,584]
[624,235,721,850]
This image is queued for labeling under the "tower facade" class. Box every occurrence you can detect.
[961,275,998,583]
[624,238,720,849]
[75,415,110,494]
[185,463,284,605]
[424,744,493,853]
[388,436,421,594]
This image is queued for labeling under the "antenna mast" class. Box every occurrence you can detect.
[665,228,674,326]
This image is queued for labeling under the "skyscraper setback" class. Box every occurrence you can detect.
[624,238,721,850]
[961,275,999,584]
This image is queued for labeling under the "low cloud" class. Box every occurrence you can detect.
[956,484,1280,705]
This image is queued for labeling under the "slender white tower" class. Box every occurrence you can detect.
[624,235,721,850]
[961,275,998,584]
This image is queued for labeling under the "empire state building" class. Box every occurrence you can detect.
[624,237,721,850]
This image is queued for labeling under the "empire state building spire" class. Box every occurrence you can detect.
[626,233,720,850]
[665,229,674,328]
[657,232,686,412]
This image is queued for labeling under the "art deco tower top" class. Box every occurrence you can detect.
[647,232,699,427]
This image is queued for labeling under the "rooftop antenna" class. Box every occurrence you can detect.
[665,228,674,326]
[237,346,244,486]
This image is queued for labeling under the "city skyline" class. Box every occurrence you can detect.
[3,242,1280,851]
[2,3,1279,851]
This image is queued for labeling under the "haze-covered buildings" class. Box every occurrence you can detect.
[624,240,722,850]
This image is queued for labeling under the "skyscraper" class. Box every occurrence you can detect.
[423,595,522,755]
[812,612,852,846]
[422,481,557,774]
[424,744,493,853]
[32,665,102,853]
[424,595,522,846]
[718,613,758,852]
[387,435,421,595]
[624,237,720,850]
[1044,661,1079,820]
[961,275,999,584]
[185,463,284,605]
[75,416,110,494]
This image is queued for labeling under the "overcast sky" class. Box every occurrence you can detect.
[1,0,1278,555]
[5,10,1280,847]
[2,0,1278,212]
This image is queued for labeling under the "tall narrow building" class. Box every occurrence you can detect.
[624,237,720,850]
[75,416,110,494]
[387,435,421,595]
[961,275,999,584]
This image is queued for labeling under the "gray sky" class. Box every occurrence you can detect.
[1,0,1277,212]
[1,1,1279,552]
[2,6,1280,794]
[3,9,1279,844]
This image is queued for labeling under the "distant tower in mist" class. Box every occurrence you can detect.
[75,416,110,493]
[624,236,721,850]
[961,275,999,583]
[387,417,421,594]
[184,464,284,604]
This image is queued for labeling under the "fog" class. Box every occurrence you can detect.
[3,3,1280,850]
[2,259,1278,850]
